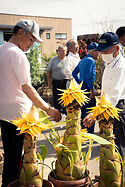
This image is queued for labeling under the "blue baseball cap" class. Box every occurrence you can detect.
[88,42,98,50]
[96,32,119,52]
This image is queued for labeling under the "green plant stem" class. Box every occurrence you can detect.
[38,162,56,178]
[85,169,94,187]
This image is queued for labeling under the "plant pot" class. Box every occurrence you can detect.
[7,179,54,187]
[48,171,89,187]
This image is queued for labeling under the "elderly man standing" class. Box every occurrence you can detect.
[47,45,68,114]
[83,32,125,159]
[0,19,61,187]
[65,39,80,86]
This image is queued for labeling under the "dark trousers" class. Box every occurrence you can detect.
[81,97,96,133]
[113,99,125,159]
[81,82,96,133]
[0,120,24,187]
[52,79,68,115]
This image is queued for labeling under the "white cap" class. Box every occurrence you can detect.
[16,19,43,43]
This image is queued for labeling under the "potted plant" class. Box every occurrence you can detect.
[88,92,123,187]
[7,105,63,187]
[44,79,112,187]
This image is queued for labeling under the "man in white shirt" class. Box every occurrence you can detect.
[65,39,80,81]
[83,32,125,159]
[116,26,125,56]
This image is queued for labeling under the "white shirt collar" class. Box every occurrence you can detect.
[68,51,80,58]
[106,53,121,68]
[119,43,125,56]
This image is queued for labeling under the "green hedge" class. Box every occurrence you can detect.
[27,46,56,88]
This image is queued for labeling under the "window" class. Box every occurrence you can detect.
[0,31,4,45]
[4,32,13,42]
[46,33,50,39]
[55,33,67,40]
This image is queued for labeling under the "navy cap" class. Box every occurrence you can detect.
[88,42,98,50]
[96,32,119,52]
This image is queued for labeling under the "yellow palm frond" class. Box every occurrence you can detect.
[89,92,122,122]
[11,106,52,137]
[58,79,89,107]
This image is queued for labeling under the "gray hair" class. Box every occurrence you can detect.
[66,39,78,49]
[57,45,66,51]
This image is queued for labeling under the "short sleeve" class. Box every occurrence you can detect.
[47,58,54,72]
[11,49,31,86]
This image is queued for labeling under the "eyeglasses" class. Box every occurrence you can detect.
[23,30,36,44]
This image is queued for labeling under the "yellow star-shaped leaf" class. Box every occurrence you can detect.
[11,105,53,137]
[58,79,89,107]
[88,92,122,121]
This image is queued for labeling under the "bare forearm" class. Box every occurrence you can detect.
[22,83,62,122]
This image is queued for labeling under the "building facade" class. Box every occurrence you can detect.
[0,13,72,55]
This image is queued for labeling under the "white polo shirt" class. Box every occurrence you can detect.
[0,42,32,120]
[101,52,125,106]
[65,52,80,79]
[119,43,125,57]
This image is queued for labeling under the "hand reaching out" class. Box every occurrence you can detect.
[46,106,62,122]
[82,113,95,128]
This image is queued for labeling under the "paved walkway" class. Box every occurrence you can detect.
[0,115,100,185]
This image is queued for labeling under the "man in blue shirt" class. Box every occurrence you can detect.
[72,42,100,133]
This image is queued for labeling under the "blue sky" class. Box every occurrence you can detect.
[0,0,125,38]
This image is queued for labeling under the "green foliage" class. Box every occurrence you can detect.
[41,52,57,67]
[27,46,57,87]
[41,52,57,85]
[37,144,47,179]
[26,46,43,87]
[39,144,47,163]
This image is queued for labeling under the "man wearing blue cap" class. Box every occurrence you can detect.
[72,42,100,133]
[83,32,125,158]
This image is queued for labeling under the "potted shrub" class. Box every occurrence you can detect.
[44,79,112,187]
[7,105,63,187]
[88,92,123,187]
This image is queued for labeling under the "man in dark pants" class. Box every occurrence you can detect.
[47,46,69,114]
[0,121,24,186]
[83,32,125,159]
[72,42,99,133]
[0,19,61,187]
[114,100,125,158]
[52,79,68,114]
